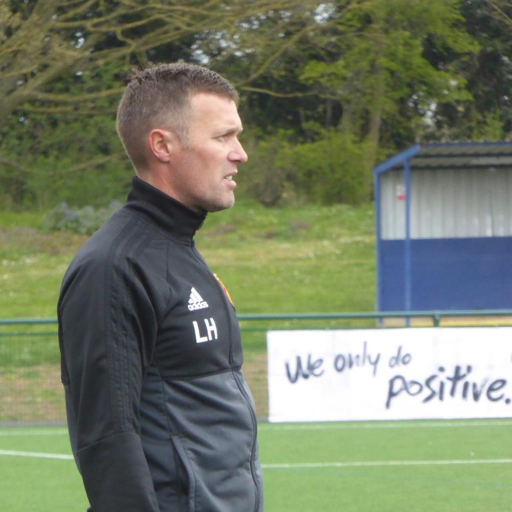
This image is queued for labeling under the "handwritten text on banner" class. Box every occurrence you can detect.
[267,328,512,422]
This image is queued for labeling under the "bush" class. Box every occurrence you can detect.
[240,129,370,206]
[239,131,297,206]
[285,130,370,204]
[42,201,123,234]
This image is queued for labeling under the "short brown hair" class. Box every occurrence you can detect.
[116,62,239,171]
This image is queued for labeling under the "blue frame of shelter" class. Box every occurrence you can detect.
[373,141,512,314]
[374,144,420,314]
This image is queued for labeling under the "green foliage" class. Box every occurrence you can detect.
[0,58,132,209]
[0,0,510,208]
[471,110,507,141]
[427,0,512,141]
[240,130,369,205]
[238,131,296,206]
[281,130,369,204]
[300,0,479,153]
[42,201,123,235]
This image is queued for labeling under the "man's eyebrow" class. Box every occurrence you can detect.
[219,126,243,135]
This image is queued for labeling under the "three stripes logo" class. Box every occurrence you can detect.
[188,287,209,311]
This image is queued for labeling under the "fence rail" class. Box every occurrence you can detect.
[3,309,512,328]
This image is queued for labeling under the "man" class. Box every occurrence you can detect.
[58,62,264,512]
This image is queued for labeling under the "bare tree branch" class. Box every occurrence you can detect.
[0,0,329,125]
[28,89,125,104]
[0,155,30,175]
[485,0,512,26]
[23,105,116,115]
[49,153,129,176]
[0,0,306,122]
[239,86,329,99]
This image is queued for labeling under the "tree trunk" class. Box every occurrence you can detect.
[363,37,386,199]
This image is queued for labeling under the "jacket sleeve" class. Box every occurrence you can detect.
[58,253,160,512]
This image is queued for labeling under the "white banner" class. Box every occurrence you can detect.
[267,328,512,422]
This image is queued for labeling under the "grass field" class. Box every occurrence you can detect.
[2,206,511,511]
[1,419,512,511]
[0,200,376,319]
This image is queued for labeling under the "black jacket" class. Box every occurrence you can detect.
[58,177,264,512]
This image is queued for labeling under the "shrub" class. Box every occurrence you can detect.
[285,130,370,204]
[42,201,123,235]
[240,130,370,206]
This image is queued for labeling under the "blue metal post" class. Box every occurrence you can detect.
[374,168,382,314]
[404,158,412,325]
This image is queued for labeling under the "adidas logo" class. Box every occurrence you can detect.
[188,287,209,311]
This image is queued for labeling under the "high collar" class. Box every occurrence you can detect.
[125,176,207,243]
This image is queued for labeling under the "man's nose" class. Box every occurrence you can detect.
[229,139,248,163]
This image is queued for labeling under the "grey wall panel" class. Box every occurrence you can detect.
[380,168,512,240]
[381,169,405,239]
[490,169,512,236]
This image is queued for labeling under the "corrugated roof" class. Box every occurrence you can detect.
[374,142,512,174]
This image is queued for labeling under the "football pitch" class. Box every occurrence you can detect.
[1,419,512,511]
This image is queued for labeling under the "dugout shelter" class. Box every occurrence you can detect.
[374,141,512,312]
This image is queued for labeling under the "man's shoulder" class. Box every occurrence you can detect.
[78,208,132,253]
[59,207,172,311]
[67,208,144,271]
[66,206,174,275]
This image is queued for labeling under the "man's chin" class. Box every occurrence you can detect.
[207,197,235,213]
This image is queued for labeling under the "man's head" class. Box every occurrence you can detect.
[116,62,247,212]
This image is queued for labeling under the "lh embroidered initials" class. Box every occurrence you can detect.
[193,318,218,343]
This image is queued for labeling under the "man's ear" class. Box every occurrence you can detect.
[148,129,178,163]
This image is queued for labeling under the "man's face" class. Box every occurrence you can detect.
[169,92,248,212]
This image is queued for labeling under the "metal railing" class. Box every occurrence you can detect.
[2,309,512,329]
[238,310,512,328]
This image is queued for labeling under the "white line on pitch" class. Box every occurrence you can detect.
[0,429,68,437]
[2,421,511,436]
[260,420,512,431]
[2,449,512,470]
[0,449,73,460]
[262,459,512,470]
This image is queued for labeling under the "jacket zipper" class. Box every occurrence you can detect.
[232,371,261,512]
[192,247,261,511]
